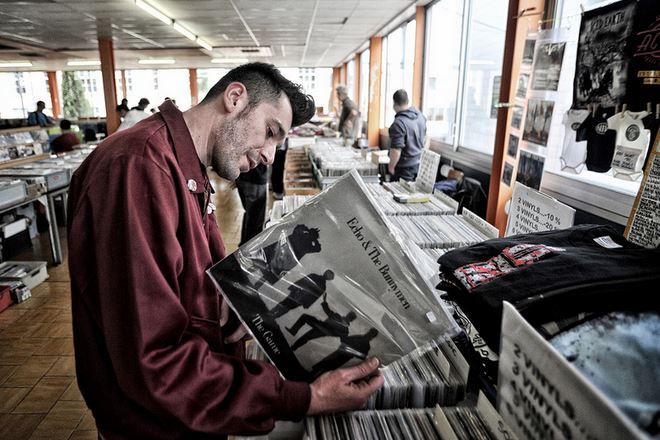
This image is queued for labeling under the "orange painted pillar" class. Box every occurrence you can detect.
[367,37,383,147]
[412,6,426,109]
[98,37,119,134]
[189,68,199,106]
[47,71,61,119]
[340,62,347,85]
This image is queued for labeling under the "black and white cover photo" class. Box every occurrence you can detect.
[516,73,530,99]
[523,98,554,147]
[511,105,524,130]
[531,42,566,91]
[573,0,637,108]
[507,134,519,158]
[522,39,536,66]
[502,162,514,186]
[208,170,456,382]
[516,150,545,191]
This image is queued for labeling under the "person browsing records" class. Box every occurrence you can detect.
[67,62,384,440]
[388,89,427,182]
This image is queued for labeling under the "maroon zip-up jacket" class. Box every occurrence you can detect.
[67,100,310,439]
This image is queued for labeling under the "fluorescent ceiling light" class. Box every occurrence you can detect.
[135,0,173,25]
[196,37,213,51]
[211,58,248,64]
[0,61,33,68]
[138,58,176,65]
[173,22,196,41]
[67,60,101,66]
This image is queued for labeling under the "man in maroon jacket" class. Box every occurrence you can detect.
[67,63,383,439]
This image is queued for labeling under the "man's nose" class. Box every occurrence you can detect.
[259,141,277,165]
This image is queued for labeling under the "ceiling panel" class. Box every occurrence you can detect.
[0,0,422,70]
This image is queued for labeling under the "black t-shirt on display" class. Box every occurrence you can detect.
[580,110,617,172]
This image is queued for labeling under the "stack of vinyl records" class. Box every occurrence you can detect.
[365,184,454,216]
[308,144,379,179]
[367,339,465,409]
[387,216,490,249]
[305,404,502,439]
[245,340,269,362]
[268,195,313,226]
[383,181,417,195]
[306,408,442,439]
[423,248,454,260]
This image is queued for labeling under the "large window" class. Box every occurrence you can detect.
[359,49,370,122]
[197,68,230,100]
[423,0,507,154]
[458,0,508,153]
[124,69,192,111]
[346,59,356,102]
[381,19,416,127]
[280,68,333,116]
[0,72,52,119]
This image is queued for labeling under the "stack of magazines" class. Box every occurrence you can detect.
[208,170,458,382]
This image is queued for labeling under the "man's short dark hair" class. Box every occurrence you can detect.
[138,98,150,107]
[393,89,409,107]
[60,119,72,130]
[36,100,45,107]
[202,62,315,127]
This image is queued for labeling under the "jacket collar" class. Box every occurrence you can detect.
[158,100,206,194]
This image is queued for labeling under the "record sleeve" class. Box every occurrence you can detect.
[208,170,458,382]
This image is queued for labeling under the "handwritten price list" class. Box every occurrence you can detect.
[627,155,660,248]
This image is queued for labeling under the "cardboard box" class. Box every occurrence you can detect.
[0,261,48,290]
[498,302,646,440]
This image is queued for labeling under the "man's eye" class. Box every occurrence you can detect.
[267,127,273,137]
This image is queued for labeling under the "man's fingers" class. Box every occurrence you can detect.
[219,300,229,326]
[341,357,380,383]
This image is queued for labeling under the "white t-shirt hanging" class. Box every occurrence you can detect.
[560,109,590,173]
[607,111,650,180]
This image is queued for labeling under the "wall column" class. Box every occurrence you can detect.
[47,71,61,119]
[367,36,383,147]
[98,37,119,134]
[412,5,426,109]
[340,62,347,85]
[189,68,199,106]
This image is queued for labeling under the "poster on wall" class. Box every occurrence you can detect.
[516,73,529,98]
[627,0,660,109]
[507,134,519,158]
[502,162,514,186]
[531,42,566,91]
[522,39,536,66]
[516,150,545,190]
[573,0,637,108]
[522,99,554,147]
[511,106,524,130]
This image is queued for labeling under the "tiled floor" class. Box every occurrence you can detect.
[0,174,247,439]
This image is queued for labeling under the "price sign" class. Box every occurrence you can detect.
[505,182,575,237]
[417,149,441,193]
[625,131,660,248]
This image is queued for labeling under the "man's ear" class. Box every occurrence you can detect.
[223,82,248,114]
